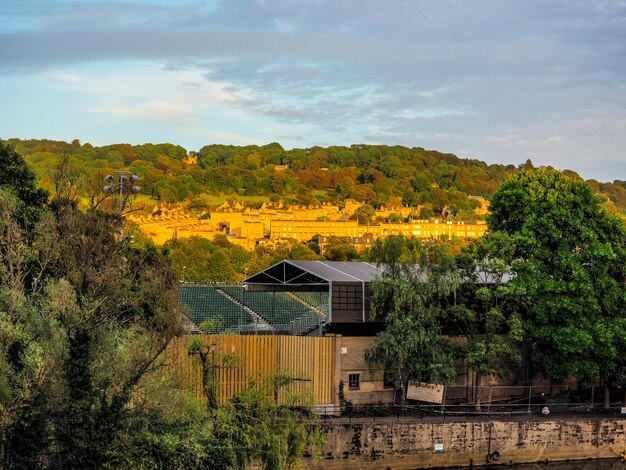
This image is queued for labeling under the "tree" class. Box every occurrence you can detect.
[462,255,524,410]
[0,190,57,466]
[350,204,375,224]
[0,140,49,229]
[164,236,241,282]
[186,333,322,469]
[0,177,182,466]
[487,168,626,407]
[188,335,240,410]
[365,237,459,403]
[322,236,359,261]
[44,202,183,468]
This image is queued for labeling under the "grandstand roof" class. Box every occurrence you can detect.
[244,259,513,287]
[244,260,384,285]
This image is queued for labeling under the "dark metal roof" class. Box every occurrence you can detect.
[288,260,383,282]
[244,260,384,285]
[244,259,513,286]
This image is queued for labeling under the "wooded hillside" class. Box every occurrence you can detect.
[8,138,626,216]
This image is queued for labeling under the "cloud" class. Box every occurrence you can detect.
[0,0,625,179]
[42,63,246,124]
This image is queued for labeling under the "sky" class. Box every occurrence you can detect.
[0,0,625,181]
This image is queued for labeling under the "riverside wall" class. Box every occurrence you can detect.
[308,418,626,469]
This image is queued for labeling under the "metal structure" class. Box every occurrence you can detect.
[245,260,386,328]
[103,171,140,239]
[179,261,388,336]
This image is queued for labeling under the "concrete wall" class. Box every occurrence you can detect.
[309,418,626,469]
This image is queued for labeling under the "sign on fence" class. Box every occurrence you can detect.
[407,382,445,404]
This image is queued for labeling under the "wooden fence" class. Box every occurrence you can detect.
[163,334,337,406]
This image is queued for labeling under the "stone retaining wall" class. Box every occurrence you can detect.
[308,418,626,469]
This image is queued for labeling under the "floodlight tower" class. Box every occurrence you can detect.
[103,171,141,240]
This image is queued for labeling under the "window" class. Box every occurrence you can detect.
[348,373,360,390]
[383,370,395,388]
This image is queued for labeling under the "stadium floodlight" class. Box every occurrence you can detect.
[102,171,141,241]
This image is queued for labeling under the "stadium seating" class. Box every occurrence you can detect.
[179,285,254,334]
[292,291,330,316]
[219,287,325,335]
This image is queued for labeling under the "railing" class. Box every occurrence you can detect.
[315,402,626,423]
[314,384,626,423]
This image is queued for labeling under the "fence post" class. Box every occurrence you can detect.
[527,386,532,413]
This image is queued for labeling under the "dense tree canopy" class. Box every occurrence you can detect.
[9,138,523,218]
[0,145,321,469]
[0,141,49,229]
[487,169,626,405]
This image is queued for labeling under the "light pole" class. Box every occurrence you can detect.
[103,171,140,240]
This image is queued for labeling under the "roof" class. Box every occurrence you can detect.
[244,259,513,286]
[290,260,383,282]
[244,260,384,285]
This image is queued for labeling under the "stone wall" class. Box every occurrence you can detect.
[309,418,626,469]
[336,336,393,406]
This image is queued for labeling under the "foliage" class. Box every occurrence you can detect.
[0,144,322,469]
[188,336,241,410]
[365,237,459,403]
[16,202,182,469]
[164,236,246,282]
[337,379,353,413]
[0,140,49,230]
[243,240,323,277]
[84,371,322,470]
[457,251,524,407]
[487,169,626,398]
[350,204,376,224]
[322,236,360,261]
[10,138,526,218]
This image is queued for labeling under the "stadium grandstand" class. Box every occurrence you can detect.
[179,260,386,336]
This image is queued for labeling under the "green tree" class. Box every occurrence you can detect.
[462,255,524,410]
[0,190,58,466]
[350,204,376,224]
[365,237,459,403]
[188,336,240,410]
[322,236,359,261]
[46,203,183,468]
[487,168,626,407]
[164,236,240,282]
[0,140,49,229]
[186,334,322,470]
[0,172,183,467]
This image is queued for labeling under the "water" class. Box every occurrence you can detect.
[471,460,626,470]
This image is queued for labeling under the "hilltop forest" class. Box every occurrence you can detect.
[9,138,626,218]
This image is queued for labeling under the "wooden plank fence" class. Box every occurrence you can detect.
[163,335,337,406]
